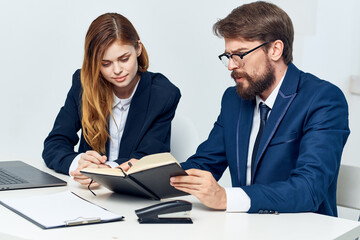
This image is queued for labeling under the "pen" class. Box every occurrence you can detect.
[128,162,133,167]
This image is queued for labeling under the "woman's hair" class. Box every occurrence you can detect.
[81,13,149,154]
[213,1,294,65]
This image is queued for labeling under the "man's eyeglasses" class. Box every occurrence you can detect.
[218,42,269,68]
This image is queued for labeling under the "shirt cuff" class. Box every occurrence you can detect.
[106,161,119,168]
[225,187,251,212]
[68,153,82,176]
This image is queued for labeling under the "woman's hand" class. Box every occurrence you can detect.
[117,158,138,172]
[70,151,109,186]
[77,150,107,169]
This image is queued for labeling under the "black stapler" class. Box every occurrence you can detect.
[135,200,193,224]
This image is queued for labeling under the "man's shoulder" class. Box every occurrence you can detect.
[285,63,344,99]
[299,71,344,98]
[219,86,248,112]
[222,86,241,102]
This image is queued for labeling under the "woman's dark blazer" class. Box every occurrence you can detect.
[43,69,181,175]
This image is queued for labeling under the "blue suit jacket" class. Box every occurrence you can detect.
[181,63,350,216]
[43,70,181,175]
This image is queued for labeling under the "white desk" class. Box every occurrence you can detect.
[1,159,360,240]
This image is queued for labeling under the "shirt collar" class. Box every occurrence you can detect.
[255,72,286,111]
[112,78,140,110]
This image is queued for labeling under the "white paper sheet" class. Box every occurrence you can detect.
[0,191,123,228]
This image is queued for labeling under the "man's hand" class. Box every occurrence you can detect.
[170,169,227,210]
[70,150,109,186]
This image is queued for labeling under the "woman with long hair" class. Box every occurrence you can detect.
[43,13,181,186]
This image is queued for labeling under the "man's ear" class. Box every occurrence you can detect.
[268,40,283,61]
[137,40,143,57]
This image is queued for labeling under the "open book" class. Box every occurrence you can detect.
[80,153,188,200]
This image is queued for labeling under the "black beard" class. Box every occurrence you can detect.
[231,60,275,100]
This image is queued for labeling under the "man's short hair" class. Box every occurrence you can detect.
[213,1,294,65]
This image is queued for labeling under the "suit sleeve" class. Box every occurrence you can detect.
[242,84,350,214]
[42,70,82,175]
[181,90,229,181]
[115,86,181,163]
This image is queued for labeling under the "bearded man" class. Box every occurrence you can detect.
[170,1,350,217]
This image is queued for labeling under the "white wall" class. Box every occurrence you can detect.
[0,0,359,199]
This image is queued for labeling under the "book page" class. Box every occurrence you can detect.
[81,168,126,176]
[127,152,179,175]
[0,191,123,228]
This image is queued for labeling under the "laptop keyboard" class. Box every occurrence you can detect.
[0,168,28,185]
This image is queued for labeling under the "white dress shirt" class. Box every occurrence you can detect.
[226,75,285,212]
[68,81,139,175]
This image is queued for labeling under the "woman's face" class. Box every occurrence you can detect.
[100,41,142,99]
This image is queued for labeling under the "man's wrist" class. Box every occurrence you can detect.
[224,187,251,212]
[218,187,227,210]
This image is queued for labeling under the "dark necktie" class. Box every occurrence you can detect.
[251,102,271,172]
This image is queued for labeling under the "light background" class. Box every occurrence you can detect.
[0,0,359,217]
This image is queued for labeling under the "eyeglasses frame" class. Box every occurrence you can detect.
[218,42,269,67]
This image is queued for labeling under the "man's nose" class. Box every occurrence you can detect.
[227,57,238,71]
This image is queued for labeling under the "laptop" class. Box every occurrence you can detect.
[0,161,67,191]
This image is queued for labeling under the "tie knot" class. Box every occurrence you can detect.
[259,102,270,122]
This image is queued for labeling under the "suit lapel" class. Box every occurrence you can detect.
[251,63,300,182]
[237,99,255,186]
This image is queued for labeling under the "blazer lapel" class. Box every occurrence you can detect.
[251,63,300,182]
[237,99,255,186]
[118,72,151,157]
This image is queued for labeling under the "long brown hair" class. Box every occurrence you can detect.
[213,1,294,65]
[81,13,149,154]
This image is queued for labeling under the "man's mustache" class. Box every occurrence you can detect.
[231,71,248,81]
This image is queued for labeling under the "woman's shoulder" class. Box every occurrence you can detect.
[68,69,82,91]
[71,69,81,84]
[139,71,181,109]
[143,71,179,93]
